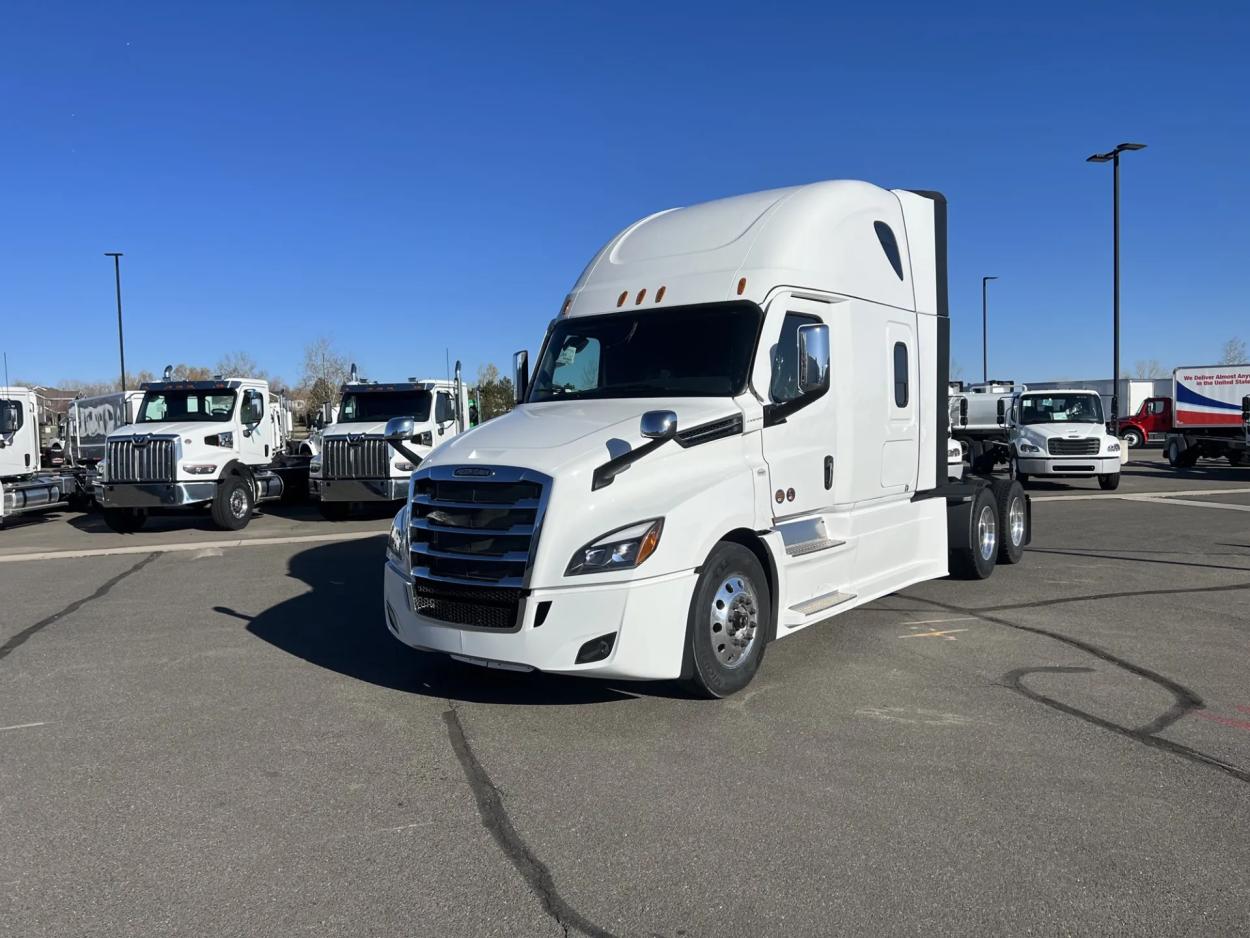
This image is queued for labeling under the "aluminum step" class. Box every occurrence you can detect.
[785,536,846,557]
[789,590,856,617]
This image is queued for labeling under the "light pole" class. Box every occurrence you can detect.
[981,276,997,382]
[104,252,126,391]
[1086,142,1146,428]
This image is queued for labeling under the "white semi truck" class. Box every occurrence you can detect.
[310,364,468,519]
[380,180,1032,697]
[96,368,307,531]
[0,386,86,525]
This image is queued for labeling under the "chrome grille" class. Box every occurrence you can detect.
[407,466,550,630]
[107,437,176,482]
[322,435,390,479]
[1047,437,1100,456]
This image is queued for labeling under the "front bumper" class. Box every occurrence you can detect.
[1016,455,1120,476]
[312,478,409,502]
[383,562,698,681]
[95,480,217,508]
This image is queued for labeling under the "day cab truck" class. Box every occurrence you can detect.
[0,386,85,526]
[1116,365,1250,467]
[310,364,468,519]
[380,180,1032,697]
[96,368,307,532]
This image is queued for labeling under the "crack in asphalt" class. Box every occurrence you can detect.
[0,552,159,663]
[906,593,1250,785]
[442,702,620,938]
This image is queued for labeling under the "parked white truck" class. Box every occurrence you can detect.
[310,364,468,519]
[95,369,306,531]
[380,180,1031,697]
[0,386,84,525]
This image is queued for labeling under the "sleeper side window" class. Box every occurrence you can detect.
[892,342,909,408]
[770,313,821,403]
[874,221,905,280]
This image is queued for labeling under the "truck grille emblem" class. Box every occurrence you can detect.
[454,467,494,477]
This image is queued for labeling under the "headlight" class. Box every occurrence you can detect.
[1107,441,1121,454]
[183,464,218,475]
[387,505,410,573]
[395,461,417,472]
[1019,442,1042,454]
[566,519,663,576]
[97,458,108,481]
[310,459,322,475]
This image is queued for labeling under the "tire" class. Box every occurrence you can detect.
[103,507,147,533]
[318,499,351,521]
[991,479,1027,564]
[1010,455,1029,485]
[684,542,770,699]
[1166,439,1183,468]
[1122,428,1144,449]
[948,486,998,580]
[1098,472,1120,491]
[211,475,254,531]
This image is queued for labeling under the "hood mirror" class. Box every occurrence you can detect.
[796,323,830,396]
[959,397,969,428]
[996,399,1007,426]
[640,410,677,441]
[513,350,529,406]
[385,417,415,442]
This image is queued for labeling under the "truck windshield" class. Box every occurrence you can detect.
[1018,394,1104,425]
[339,390,432,423]
[528,302,762,402]
[138,390,236,423]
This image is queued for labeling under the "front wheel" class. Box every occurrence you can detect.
[1098,472,1120,491]
[1121,428,1144,449]
[211,476,254,530]
[1010,455,1029,485]
[684,542,770,699]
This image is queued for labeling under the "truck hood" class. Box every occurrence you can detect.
[1017,420,1108,441]
[325,421,403,438]
[107,421,229,441]
[424,399,741,475]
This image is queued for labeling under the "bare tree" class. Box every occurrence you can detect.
[1133,359,1166,378]
[300,338,351,412]
[215,352,265,379]
[475,363,515,421]
[1219,337,1247,365]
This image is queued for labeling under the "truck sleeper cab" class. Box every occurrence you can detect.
[96,373,289,532]
[382,181,1030,696]
[311,364,468,519]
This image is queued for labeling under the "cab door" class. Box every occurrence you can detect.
[758,295,836,520]
[238,387,271,463]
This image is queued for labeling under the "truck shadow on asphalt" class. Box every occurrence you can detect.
[228,536,673,705]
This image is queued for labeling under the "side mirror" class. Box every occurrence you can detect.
[0,404,18,434]
[1242,395,1250,425]
[996,399,1006,426]
[385,417,416,442]
[513,350,529,405]
[320,401,333,424]
[640,410,677,441]
[244,400,263,426]
[796,323,830,395]
[959,397,969,428]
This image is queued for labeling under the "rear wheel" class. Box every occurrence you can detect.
[103,507,147,533]
[211,476,254,530]
[684,542,770,699]
[1121,428,1144,449]
[991,479,1027,564]
[948,486,998,580]
[1098,472,1120,491]
[318,499,351,521]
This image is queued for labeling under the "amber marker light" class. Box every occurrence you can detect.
[635,288,647,305]
[655,285,666,302]
[636,523,662,566]
[737,277,747,295]
[617,291,628,307]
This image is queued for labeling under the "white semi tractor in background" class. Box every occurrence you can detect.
[381,180,1032,697]
[0,386,88,525]
[310,364,469,519]
[96,368,308,531]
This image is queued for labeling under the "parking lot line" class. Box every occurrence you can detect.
[0,530,381,564]
[1033,486,1250,502]
[0,721,49,732]
[1119,496,1250,513]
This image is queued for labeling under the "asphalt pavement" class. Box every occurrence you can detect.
[2,450,1249,936]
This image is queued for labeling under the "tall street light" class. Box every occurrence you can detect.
[1086,142,1146,428]
[981,276,997,382]
[104,252,126,391]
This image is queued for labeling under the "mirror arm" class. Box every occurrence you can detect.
[762,382,829,428]
[385,439,422,465]
[591,436,671,491]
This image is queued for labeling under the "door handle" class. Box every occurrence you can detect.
[824,455,833,490]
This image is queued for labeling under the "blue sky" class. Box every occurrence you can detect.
[3,1,1247,389]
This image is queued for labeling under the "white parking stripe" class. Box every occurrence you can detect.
[1033,486,1250,502]
[0,530,382,564]
[1119,496,1250,513]
[0,722,49,732]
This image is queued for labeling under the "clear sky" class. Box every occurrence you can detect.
[3,1,1247,390]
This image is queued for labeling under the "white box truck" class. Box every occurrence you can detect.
[1162,364,1250,467]
[95,368,306,531]
[379,180,1032,697]
[310,364,468,519]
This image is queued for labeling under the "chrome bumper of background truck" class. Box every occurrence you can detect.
[311,478,408,502]
[95,481,217,508]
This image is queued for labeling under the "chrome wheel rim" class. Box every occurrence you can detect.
[1008,497,1026,546]
[229,487,248,518]
[709,573,759,669]
[977,504,997,561]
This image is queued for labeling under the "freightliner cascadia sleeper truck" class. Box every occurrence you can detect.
[380,181,1030,697]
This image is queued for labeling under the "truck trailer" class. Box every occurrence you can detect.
[310,364,469,519]
[1118,365,1250,466]
[379,180,1032,697]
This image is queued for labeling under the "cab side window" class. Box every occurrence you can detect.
[1,399,26,431]
[770,313,821,403]
[241,389,264,422]
[435,392,455,424]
